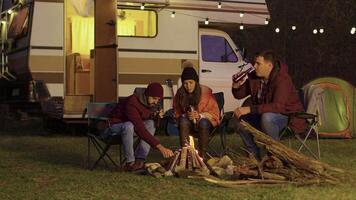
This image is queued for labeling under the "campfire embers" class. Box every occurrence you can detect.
[145,136,210,177]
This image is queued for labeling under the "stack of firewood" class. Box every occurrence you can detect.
[194,120,344,187]
[166,145,210,177]
[145,136,210,177]
[146,121,344,186]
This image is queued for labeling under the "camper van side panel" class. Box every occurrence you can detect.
[29,1,64,97]
[117,9,199,106]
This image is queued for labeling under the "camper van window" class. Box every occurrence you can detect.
[117,9,157,37]
[201,35,238,63]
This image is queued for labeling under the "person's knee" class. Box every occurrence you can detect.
[198,118,211,129]
[144,120,155,129]
[144,120,156,134]
[122,122,135,134]
[261,113,277,125]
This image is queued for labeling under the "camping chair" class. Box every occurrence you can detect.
[85,102,123,170]
[279,112,320,159]
[207,92,233,157]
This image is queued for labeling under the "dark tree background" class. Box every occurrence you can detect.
[220,0,356,88]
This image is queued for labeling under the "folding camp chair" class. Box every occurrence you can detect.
[280,112,320,159]
[207,92,233,157]
[85,102,122,170]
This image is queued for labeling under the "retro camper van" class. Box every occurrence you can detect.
[0,0,269,121]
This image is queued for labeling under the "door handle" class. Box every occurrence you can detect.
[201,69,212,73]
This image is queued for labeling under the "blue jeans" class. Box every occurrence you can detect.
[103,120,155,163]
[234,112,288,158]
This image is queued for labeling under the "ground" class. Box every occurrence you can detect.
[0,119,355,200]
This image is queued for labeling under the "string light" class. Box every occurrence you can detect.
[275,28,280,33]
[171,11,175,18]
[204,18,209,25]
[319,28,324,34]
[240,12,244,18]
[313,29,318,34]
[7,9,13,14]
[351,27,356,35]
[239,23,244,30]
[265,18,269,25]
[140,3,145,10]
[218,2,222,9]
[291,25,296,31]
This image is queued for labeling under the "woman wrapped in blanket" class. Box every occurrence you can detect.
[173,67,220,160]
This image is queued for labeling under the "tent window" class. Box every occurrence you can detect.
[117,9,157,37]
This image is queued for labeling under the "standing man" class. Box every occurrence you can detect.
[106,82,174,171]
[232,51,305,160]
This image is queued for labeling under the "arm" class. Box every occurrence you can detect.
[125,102,160,148]
[232,80,250,99]
[200,93,220,126]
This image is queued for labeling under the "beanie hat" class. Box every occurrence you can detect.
[181,67,199,83]
[145,82,163,98]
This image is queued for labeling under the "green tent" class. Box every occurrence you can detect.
[303,77,355,138]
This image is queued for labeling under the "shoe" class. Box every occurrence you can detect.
[119,162,134,172]
[131,160,145,171]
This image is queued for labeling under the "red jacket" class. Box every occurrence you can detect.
[109,92,160,147]
[232,62,306,133]
[173,85,220,127]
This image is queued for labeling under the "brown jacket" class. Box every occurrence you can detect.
[232,61,306,133]
[173,85,220,127]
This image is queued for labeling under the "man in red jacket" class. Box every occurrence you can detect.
[106,82,174,171]
[232,51,305,160]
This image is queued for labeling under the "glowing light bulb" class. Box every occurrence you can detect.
[240,24,244,30]
[313,29,318,34]
[275,28,280,33]
[240,12,244,18]
[351,27,356,35]
[218,2,222,9]
[140,3,145,10]
[171,11,175,18]
[265,18,269,25]
[291,25,296,30]
[205,18,209,25]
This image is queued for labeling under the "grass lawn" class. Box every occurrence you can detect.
[1,120,356,200]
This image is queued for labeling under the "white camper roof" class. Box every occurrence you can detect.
[118,0,270,25]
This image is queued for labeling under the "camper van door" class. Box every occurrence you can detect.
[198,28,245,112]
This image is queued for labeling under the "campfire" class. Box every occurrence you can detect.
[146,136,209,177]
[145,121,344,186]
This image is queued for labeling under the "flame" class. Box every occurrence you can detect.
[189,136,195,147]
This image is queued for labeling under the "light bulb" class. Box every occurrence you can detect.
[291,25,296,30]
[171,11,175,18]
[240,12,244,18]
[140,3,145,10]
[218,2,222,9]
[240,24,244,30]
[205,18,209,25]
[265,18,269,25]
[319,28,324,34]
[351,27,356,35]
[313,29,318,34]
[275,28,280,33]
